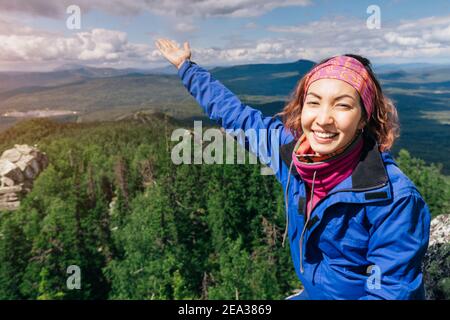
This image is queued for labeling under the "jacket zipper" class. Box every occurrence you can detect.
[300,169,316,274]
[298,181,388,274]
[299,213,309,273]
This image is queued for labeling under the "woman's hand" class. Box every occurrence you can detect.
[155,38,191,70]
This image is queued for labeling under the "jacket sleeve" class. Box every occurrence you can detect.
[177,59,294,182]
[360,191,431,300]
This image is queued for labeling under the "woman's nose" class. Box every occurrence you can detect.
[315,106,334,125]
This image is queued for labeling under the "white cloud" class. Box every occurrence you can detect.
[424,25,450,43]
[0,0,312,18]
[385,14,450,46]
[262,14,450,63]
[174,22,198,33]
[0,27,159,66]
[1,11,450,70]
[178,13,450,65]
[384,32,425,46]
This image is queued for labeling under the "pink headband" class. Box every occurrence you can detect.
[302,56,376,119]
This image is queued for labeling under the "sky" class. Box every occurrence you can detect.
[0,0,449,71]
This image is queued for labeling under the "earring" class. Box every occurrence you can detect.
[358,127,364,136]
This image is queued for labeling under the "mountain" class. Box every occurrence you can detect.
[210,59,315,96]
[52,63,91,71]
[0,73,206,124]
[146,65,179,75]
[378,67,450,84]
[0,59,316,119]
[146,63,233,75]
[374,62,450,73]
[0,66,143,94]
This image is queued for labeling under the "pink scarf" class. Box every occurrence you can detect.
[292,134,364,219]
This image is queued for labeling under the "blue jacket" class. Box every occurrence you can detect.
[177,59,431,300]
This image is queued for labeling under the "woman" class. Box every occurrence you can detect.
[155,39,431,300]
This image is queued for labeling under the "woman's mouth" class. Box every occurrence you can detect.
[312,130,339,143]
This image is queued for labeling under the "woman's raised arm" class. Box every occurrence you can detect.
[154,38,294,181]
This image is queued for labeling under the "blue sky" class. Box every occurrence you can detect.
[0,0,449,71]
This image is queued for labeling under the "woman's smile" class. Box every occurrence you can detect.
[312,130,339,143]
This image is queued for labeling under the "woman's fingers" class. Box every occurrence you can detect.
[155,40,163,51]
[167,39,178,48]
[156,39,187,55]
[157,39,170,51]
[155,39,166,53]
[164,39,173,47]
[155,38,190,68]
[159,39,170,51]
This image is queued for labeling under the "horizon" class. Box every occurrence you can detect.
[1,59,449,74]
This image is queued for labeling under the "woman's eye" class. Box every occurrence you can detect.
[337,104,351,108]
[307,101,319,105]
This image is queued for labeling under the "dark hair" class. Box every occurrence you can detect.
[278,54,399,151]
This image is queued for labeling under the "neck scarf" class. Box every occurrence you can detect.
[292,133,364,218]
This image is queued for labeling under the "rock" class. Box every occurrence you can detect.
[3,192,18,202]
[0,144,48,211]
[1,149,22,162]
[0,159,24,182]
[14,144,34,155]
[0,186,23,194]
[428,214,450,247]
[0,176,15,187]
[16,154,39,179]
[423,214,450,300]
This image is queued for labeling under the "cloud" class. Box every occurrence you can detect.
[181,14,450,65]
[2,11,450,70]
[262,14,450,63]
[0,0,312,18]
[174,22,198,33]
[0,1,143,18]
[384,33,427,46]
[0,26,159,67]
[0,17,50,36]
[384,14,450,47]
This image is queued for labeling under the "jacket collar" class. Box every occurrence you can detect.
[280,132,388,190]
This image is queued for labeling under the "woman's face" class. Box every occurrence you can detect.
[301,79,365,155]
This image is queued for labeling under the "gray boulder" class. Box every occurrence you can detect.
[0,144,49,211]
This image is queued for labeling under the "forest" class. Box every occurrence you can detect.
[0,116,448,299]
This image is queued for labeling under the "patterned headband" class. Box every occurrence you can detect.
[302,56,376,119]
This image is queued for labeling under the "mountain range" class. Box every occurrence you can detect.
[0,59,448,172]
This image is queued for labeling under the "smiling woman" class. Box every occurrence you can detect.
[280,54,400,153]
[155,38,431,300]
[301,80,364,155]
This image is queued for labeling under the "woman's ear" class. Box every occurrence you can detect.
[357,115,366,131]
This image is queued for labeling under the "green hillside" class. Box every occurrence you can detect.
[0,74,204,120]
[0,117,297,299]
[0,67,141,93]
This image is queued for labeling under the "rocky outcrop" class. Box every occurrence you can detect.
[0,144,48,211]
[423,214,450,300]
[428,214,450,247]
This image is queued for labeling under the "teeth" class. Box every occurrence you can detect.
[314,131,338,138]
